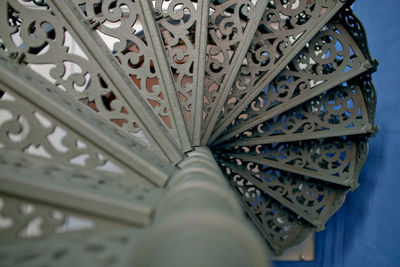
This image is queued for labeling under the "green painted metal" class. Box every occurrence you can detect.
[153,0,210,146]
[0,147,270,267]
[201,0,269,145]
[216,135,369,188]
[219,163,313,254]
[0,193,133,245]
[215,74,377,147]
[56,0,192,152]
[0,0,378,262]
[209,0,351,144]
[220,159,348,230]
[211,9,378,145]
[0,55,175,186]
[0,229,144,266]
[0,150,161,229]
[0,0,183,163]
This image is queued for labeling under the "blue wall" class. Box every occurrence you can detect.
[276,1,400,266]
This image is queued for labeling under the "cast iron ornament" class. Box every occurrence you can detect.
[0,0,377,264]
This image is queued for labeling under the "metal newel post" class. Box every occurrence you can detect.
[132,147,271,267]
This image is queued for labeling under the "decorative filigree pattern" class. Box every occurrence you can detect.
[0,49,176,186]
[0,0,146,140]
[219,157,348,229]
[72,0,191,150]
[212,7,373,144]
[217,159,312,253]
[339,7,378,72]
[218,0,333,116]
[0,228,139,267]
[0,194,66,242]
[0,149,162,229]
[217,73,377,146]
[156,0,195,125]
[201,0,267,142]
[204,0,256,115]
[0,0,378,258]
[357,73,378,133]
[209,0,342,143]
[0,90,125,174]
[154,0,208,143]
[215,136,369,188]
[0,193,126,244]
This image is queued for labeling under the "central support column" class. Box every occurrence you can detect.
[133,147,271,267]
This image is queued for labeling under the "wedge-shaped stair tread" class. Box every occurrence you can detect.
[208,0,349,144]
[0,56,175,186]
[218,161,313,254]
[0,89,126,177]
[0,192,131,244]
[218,156,348,229]
[0,150,162,229]
[66,0,191,151]
[201,0,268,144]
[211,6,376,144]
[215,135,369,188]
[217,73,377,146]
[0,0,183,163]
[0,229,141,267]
[152,0,209,145]
[0,0,378,258]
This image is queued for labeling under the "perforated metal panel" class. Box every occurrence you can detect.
[0,0,377,264]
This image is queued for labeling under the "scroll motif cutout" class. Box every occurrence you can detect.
[0,194,67,241]
[0,90,125,174]
[202,0,263,137]
[0,0,378,256]
[0,194,124,243]
[154,0,197,125]
[213,8,373,143]
[216,135,369,187]
[219,157,347,229]
[0,0,152,146]
[152,0,209,144]
[218,0,338,123]
[0,228,138,266]
[218,74,377,146]
[218,160,312,253]
[73,0,185,143]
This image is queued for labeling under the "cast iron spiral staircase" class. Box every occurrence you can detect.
[0,0,377,266]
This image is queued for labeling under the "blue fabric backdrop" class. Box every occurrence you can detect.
[275,1,400,266]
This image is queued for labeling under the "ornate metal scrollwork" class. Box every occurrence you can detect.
[215,135,369,188]
[1,1,135,131]
[0,193,127,244]
[216,73,377,146]
[212,6,375,144]
[219,158,348,229]
[153,0,209,145]
[0,0,378,261]
[71,0,192,151]
[201,0,268,143]
[0,90,125,174]
[217,160,312,253]
[209,0,345,143]
[0,0,183,161]
[0,149,161,235]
